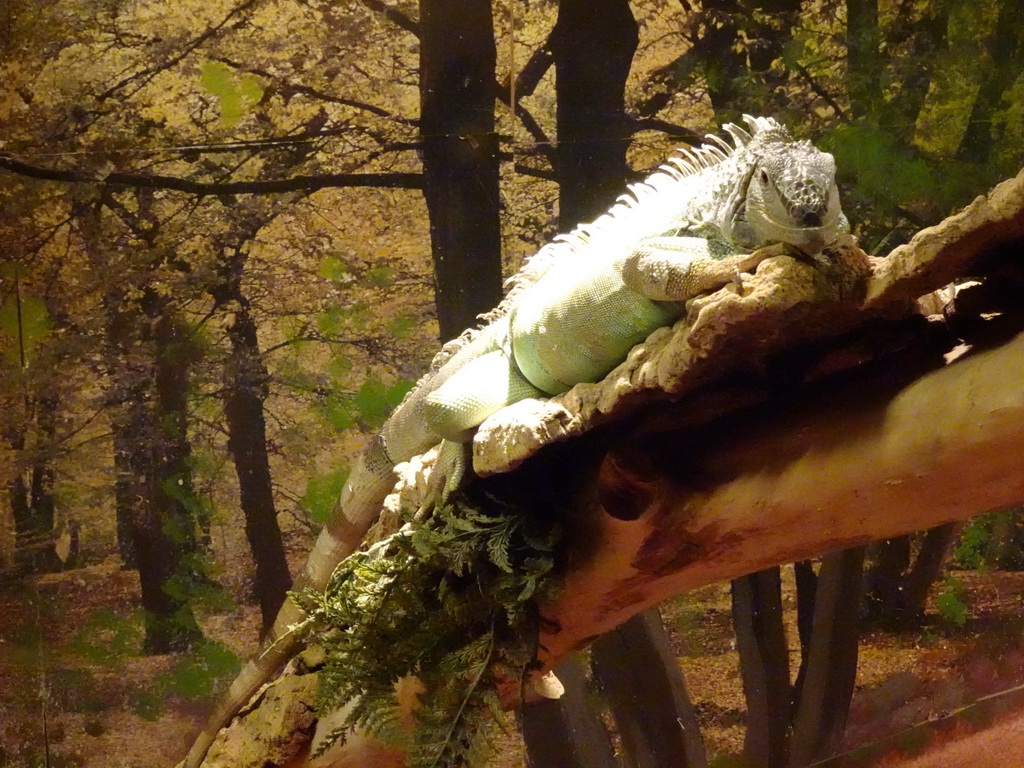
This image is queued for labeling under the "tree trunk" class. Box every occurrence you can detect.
[846,0,884,118]
[788,548,865,767]
[419,0,502,339]
[219,247,292,633]
[864,533,911,624]
[134,308,204,654]
[733,567,792,767]
[864,522,960,629]
[901,523,961,622]
[8,397,61,574]
[520,655,619,768]
[77,200,204,653]
[591,608,708,768]
[112,416,139,568]
[550,0,638,226]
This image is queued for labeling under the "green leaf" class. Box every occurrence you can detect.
[0,293,52,367]
[935,590,969,627]
[387,314,417,339]
[317,302,374,335]
[823,123,934,209]
[199,61,264,127]
[158,641,241,701]
[319,256,353,284]
[319,393,357,430]
[364,264,395,287]
[302,467,350,524]
[317,306,345,336]
[327,355,353,381]
[353,377,413,430]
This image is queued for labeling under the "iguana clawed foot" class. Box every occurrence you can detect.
[413,439,471,521]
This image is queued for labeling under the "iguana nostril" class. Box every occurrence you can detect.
[801,210,823,227]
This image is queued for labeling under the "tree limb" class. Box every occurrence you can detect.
[0,154,422,194]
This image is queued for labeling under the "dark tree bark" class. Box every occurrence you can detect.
[792,560,816,698]
[591,609,708,768]
[863,534,910,623]
[217,244,292,633]
[902,523,960,620]
[520,656,619,768]
[732,568,792,768]
[112,410,139,568]
[419,0,503,339]
[789,548,865,767]
[732,553,866,768]
[956,0,1024,166]
[846,0,884,119]
[78,200,204,653]
[7,398,61,574]
[550,0,638,226]
[864,523,960,629]
[133,308,205,653]
[107,310,204,653]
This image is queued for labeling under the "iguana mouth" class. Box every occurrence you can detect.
[793,207,823,228]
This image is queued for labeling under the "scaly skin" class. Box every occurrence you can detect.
[184,115,847,766]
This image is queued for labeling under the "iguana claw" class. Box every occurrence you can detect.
[414,439,470,520]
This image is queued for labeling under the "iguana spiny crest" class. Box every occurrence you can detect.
[421,115,846,397]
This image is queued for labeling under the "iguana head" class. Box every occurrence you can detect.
[716,116,848,255]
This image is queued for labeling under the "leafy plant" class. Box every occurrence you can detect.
[68,608,144,666]
[934,575,969,628]
[158,640,241,701]
[953,516,994,570]
[296,493,561,768]
[953,508,1024,570]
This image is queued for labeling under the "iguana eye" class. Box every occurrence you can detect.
[759,170,769,184]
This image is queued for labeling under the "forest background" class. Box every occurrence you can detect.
[3,0,1024,766]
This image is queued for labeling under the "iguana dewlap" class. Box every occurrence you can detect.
[184,115,847,767]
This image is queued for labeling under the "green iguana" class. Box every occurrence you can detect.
[183,114,847,767]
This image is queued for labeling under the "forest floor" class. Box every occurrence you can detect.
[2,564,1024,768]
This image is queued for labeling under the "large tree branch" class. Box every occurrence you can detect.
[0,154,421,194]
[541,327,1024,661]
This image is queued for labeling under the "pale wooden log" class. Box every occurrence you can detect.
[538,327,1024,663]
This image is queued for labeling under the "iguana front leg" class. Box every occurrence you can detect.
[622,236,778,301]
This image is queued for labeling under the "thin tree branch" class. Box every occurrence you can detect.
[211,55,417,124]
[95,0,264,103]
[357,0,418,35]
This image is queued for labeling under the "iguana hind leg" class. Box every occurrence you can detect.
[422,348,547,441]
[416,349,545,515]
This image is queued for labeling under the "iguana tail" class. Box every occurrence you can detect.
[182,449,398,768]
